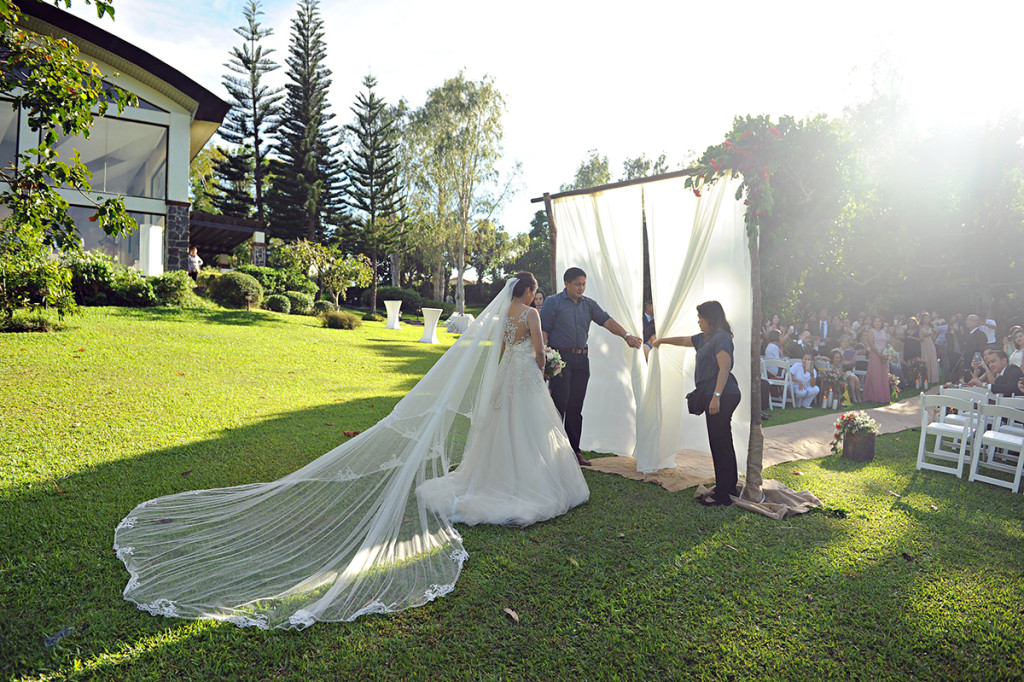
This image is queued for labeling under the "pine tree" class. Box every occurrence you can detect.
[266,0,343,243]
[211,145,255,218]
[219,0,282,223]
[343,74,405,313]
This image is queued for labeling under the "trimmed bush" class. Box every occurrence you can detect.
[111,268,157,307]
[234,265,290,296]
[284,274,318,297]
[312,300,338,314]
[208,271,264,308]
[264,294,291,314]
[361,286,422,312]
[362,312,384,322]
[284,291,314,315]
[151,270,195,306]
[321,310,361,329]
[65,251,117,305]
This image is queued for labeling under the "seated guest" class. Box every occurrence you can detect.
[1003,326,1024,369]
[787,330,813,359]
[764,329,783,362]
[968,349,1024,396]
[961,314,992,381]
[790,353,821,408]
[831,349,862,402]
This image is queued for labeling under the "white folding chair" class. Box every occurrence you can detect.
[938,387,993,430]
[968,404,1024,493]
[992,396,1024,438]
[917,395,977,478]
[762,358,794,409]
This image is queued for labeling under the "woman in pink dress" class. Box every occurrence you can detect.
[864,315,891,403]
[919,312,940,384]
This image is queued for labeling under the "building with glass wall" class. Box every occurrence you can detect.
[3,1,230,275]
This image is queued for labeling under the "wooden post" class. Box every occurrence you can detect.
[543,192,557,290]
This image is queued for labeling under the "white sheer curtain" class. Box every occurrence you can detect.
[551,186,644,455]
[551,175,751,472]
[636,175,751,472]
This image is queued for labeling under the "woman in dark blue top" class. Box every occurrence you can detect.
[653,300,741,506]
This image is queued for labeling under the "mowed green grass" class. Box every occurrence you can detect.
[1,308,1022,681]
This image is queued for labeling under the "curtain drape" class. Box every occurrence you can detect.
[551,174,751,473]
[551,186,644,455]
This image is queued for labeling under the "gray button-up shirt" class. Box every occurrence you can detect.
[540,290,611,349]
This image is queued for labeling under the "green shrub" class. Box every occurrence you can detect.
[312,300,338,314]
[284,290,314,315]
[1,247,76,319]
[321,310,361,329]
[151,270,195,306]
[208,271,264,308]
[361,286,423,313]
[264,294,291,314]
[65,251,117,305]
[234,265,290,296]
[284,274,318,298]
[0,309,66,332]
[111,268,157,307]
[362,312,384,322]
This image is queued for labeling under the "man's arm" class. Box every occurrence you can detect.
[603,318,642,349]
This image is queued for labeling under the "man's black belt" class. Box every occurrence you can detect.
[555,347,588,355]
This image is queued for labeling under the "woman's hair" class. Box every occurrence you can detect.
[511,272,537,298]
[696,300,732,336]
[530,289,545,308]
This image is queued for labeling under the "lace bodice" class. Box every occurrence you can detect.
[503,307,533,350]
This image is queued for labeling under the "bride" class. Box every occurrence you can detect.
[416,272,588,525]
[113,272,588,630]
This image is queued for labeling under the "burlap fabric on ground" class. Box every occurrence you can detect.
[588,394,926,518]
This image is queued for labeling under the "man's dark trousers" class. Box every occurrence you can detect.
[549,352,589,454]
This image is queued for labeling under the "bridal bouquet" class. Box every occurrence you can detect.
[543,347,565,379]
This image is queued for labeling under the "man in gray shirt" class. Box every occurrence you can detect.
[541,267,642,466]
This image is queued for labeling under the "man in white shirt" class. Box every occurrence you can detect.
[790,353,820,408]
[983,317,997,345]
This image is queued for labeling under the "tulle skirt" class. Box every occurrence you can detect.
[417,346,589,526]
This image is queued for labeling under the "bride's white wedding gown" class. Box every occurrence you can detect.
[417,307,589,526]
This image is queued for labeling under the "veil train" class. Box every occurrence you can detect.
[114,279,519,629]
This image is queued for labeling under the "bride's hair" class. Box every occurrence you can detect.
[511,272,537,298]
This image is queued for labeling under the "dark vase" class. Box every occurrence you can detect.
[843,431,875,462]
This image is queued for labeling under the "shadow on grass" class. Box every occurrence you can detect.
[107,305,299,328]
[3,411,1022,680]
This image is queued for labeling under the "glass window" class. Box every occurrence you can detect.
[69,206,165,270]
[53,117,167,199]
[0,100,18,171]
[101,81,167,113]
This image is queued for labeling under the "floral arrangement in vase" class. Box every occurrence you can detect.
[830,410,881,455]
[888,373,901,401]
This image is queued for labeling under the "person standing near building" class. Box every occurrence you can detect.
[541,267,642,466]
[187,246,203,282]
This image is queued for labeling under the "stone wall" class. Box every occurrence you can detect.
[165,200,190,271]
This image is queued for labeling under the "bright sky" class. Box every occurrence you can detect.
[66,0,1023,234]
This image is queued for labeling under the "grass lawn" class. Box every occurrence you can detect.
[1,308,1022,681]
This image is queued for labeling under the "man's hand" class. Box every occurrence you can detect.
[625,333,643,349]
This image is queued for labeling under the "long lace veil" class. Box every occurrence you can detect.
[113,278,519,629]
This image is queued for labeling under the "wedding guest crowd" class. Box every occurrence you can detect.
[757,305,1024,406]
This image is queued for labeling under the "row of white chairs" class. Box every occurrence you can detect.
[916,386,1024,493]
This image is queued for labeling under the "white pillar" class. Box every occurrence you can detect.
[138,224,164,276]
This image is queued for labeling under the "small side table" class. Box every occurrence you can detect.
[418,307,442,344]
[384,300,402,330]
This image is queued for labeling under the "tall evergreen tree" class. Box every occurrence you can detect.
[219,0,282,223]
[343,74,405,312]
[211,145,255,218]
[266,0,343,243]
